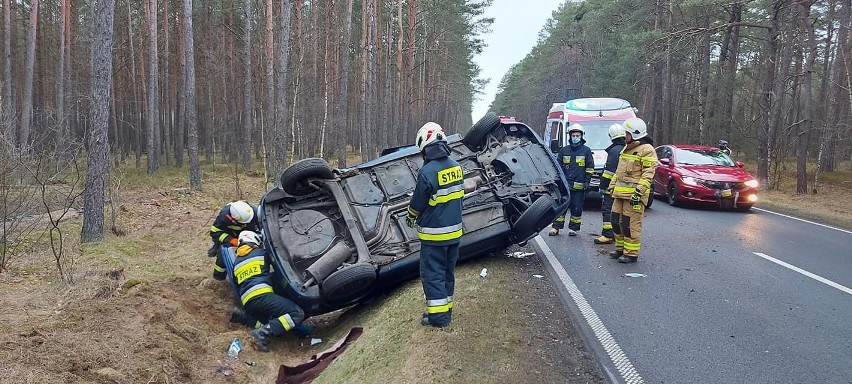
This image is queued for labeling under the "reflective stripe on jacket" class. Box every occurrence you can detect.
[233,245,274,305]
[599,140,625,193]
[557,141,594,189]
[209,203,260,246]
[407,143,464,245]
[611,140,657,200]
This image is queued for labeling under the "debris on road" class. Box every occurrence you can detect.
[311,338,323,346]
[532,274,544,279]
[507,251,535,259]
[480,268,488,278]
[623,273,646,278]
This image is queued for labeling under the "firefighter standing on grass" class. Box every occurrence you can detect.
[208,201,259,280]
[549,124,594,237]
[594,123,626,245]
[607,117,657,263]
[406,122,464,328]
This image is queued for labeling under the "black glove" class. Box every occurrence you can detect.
[406,215,416,228]
[630,191,642,207]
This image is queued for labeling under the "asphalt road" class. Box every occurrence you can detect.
[536,198,852,384]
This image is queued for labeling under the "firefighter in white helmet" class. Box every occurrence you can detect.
[208,200,260,280]
[549,123,594,237]
[606,117,657,263]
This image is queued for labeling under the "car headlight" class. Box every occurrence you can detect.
[681,176,700,186]
[744,179,759,188]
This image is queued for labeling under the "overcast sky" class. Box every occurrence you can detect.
[471,0,566,121]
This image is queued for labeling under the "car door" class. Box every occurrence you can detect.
[653,146,672,194]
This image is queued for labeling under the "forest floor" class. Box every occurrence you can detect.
[0,159,847,383]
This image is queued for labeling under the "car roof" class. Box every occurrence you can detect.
[665,144,720,152]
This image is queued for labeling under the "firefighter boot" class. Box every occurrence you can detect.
[609,250,623,259]
[251,324,273,352]
[594,235,614,244]
[618,255,638,263]
[548,228,560,236]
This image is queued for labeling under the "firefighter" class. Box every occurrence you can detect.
[594,123,626,245]
[607,117,657,263]
[406,122,464,328]
[549,123,594,237]
[718,140,732,156]
[208,200,259,280]
[233,231,310,352]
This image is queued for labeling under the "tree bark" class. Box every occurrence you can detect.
[2,0,15,140]
[175,2,186,168]
[758,1,783,188]
[57,0,70,158]
[183,0,200,189]
[271,0,293,181]
[335,0,354,168]
[146,0,161,173]
[18,0,38,148]
[241,0,254,171]
[264,0,274,178]
[82,0,116,243]
[796,0,816,194]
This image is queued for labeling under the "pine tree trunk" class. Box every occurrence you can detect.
[57,0,69,159]
[335,0,354,168]
[162,0,171,166]
[175,4,186,168]
[82,0,116,243]
[146,0,161,173]
[2,0,15,140]
[128,3,142,169]
[184,0,200,189]
[18,0,38,148]
[796,0,816,194]
[241,0,254,171]
[264,0,274,177]
[272,0,293,181]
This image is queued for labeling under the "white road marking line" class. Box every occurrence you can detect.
[752,252,852,295]
[753,207,852,235]
[534,235,644,384]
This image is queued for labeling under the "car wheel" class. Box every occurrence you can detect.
[321,263,377,303]
[667,181,680,207]
[645,193,653,209]
[511,195,556,241]
[462,112,501,150]
[280,158,334,196]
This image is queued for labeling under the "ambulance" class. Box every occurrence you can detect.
[544,97,637,198]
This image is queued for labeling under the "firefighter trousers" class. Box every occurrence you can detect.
[244,293,306,336]
[600,194,614,239]
[420,242,460,327]
[553,188,585,231]
[610,197,646,258]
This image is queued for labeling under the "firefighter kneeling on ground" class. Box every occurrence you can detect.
[232,231,312,352]
[607,117,657,263]
[208,201,260,280]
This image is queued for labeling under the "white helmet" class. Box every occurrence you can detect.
[567,123,584,135]
[229,201,255,224]
[415,122,446,151]
[608,123,625,140]
[623,117,648,140]
[238,230,261,246]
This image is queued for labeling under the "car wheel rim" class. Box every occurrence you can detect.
[668,184,677,205]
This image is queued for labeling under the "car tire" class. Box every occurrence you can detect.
[736,204,753,212]
[511,195,557,241]
[462,112,502,150]
[321,263,377,303]
[645,193,653,209]
[280,158,334,196]
[667,181,680,207]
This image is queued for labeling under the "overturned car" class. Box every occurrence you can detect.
[253,113,569,316]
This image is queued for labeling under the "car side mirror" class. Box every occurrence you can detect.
[550,139,560,153]
[736,161,744,168]
[659,158,670,166]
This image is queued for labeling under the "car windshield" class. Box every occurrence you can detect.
[571,121,616,150]
[674,148,735,166]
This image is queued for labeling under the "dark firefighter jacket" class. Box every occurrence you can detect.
[557,139,595,190]
[407,141,464,246]
[599,138,626,194]
[209,203,260,247]
[233,244,274,305]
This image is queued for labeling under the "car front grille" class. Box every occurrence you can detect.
[699,180,746,190]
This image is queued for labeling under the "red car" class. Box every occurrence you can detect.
[651,144,759,210]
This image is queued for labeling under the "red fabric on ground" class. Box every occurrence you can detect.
[276,327,363,384]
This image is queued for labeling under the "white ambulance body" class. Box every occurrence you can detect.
[544,98,637,198]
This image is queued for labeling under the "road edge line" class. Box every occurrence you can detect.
[753,207,852,235]
[531,235,644,384]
